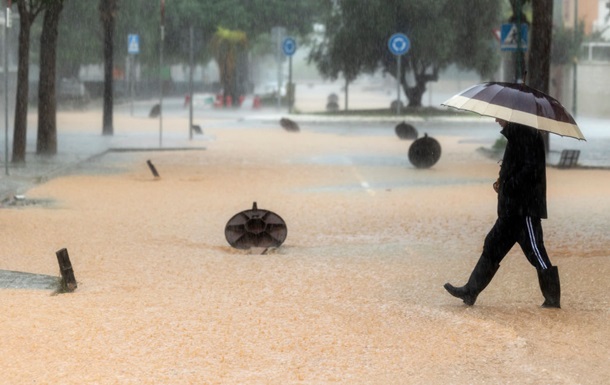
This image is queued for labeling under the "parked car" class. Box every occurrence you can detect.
[57,78,90,108]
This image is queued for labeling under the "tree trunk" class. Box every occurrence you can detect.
[36,1,63,156]
[528,0,553,153]
[405,79,426,108]
[12,2,35,163]
[528,1,552,92]
[100,0,116,135]
[403,62,438,108]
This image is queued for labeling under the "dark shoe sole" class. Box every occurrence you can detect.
[541,301,561,309]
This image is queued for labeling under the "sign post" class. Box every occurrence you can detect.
[282,37,296,113]
[4,2,11,176]
[188,26,194,140]
[271,27,286,109]
[388,33,410,115]
[159,0,165,147]
[500,23,528,51]
[500,23,528,82]
[127,34,139,116]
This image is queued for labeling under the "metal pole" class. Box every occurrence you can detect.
[344,77,348,111]
[4,4,10,176]
[515,0,523,82]
[129,55,134,116]
[287,55,292,114]
[188,26,194,140]
[572,0,578,117]
[276,32,281,109]
[396,55,401,115]
[159,0,164,147]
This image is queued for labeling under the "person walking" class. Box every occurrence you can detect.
[444,118,561,308]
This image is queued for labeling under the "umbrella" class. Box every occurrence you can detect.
[441,82,585,140]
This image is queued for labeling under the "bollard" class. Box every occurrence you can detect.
[408,133,442,168]
[147,160,160,178]
[395,121,418,140]
[390,99,404,112]
[149,103,161,118]
[326,93,339,112]
[191,124,203,134]
[56,248,77,292]
[225,202,287,250]
[280,118,300,132]
[252,95,261,109]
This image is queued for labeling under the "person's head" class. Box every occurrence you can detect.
[495,118,508,128]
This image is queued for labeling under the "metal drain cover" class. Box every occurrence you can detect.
[225,202,287,249]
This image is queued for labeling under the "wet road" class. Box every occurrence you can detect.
[116,96,608,168]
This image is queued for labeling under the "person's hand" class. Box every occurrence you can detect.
[493,179,500,193]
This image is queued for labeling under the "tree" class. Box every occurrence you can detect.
[528,0,552,93]
[36,0,64,155]
[308,4,368,110]
[522,0,551,152]
[551,22,583,66]
[507,0,530,81]
[163,0,330,95]
[309,0,502,107]
[99,0,117,135]
[210,27,247,106]
[57,0,102,79]
[12,0,45,163]
[54,1,328,95]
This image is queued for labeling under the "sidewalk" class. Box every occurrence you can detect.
[0,107,211,203]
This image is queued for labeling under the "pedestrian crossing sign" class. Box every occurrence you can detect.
[128,34,140,54]
[500,23,528,51]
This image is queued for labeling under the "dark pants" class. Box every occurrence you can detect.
[482,216,552,270]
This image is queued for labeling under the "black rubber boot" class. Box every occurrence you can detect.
[444,257,500,306]
[537,266,561,308]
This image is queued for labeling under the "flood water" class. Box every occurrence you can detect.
[1,106,608,383]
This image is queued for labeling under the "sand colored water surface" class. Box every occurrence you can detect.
[1,111,609,384]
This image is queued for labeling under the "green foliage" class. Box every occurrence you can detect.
[551,22,584,65]
[492,136,507,152]
[211,27,248,98]
[57,0,159,77]
[58,1,101,73]
[309,0,502,107]
[55,0,330,80]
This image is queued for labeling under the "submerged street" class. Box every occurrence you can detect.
[0,102,608,384]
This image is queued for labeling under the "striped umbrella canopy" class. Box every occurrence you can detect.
[441,82,585,140]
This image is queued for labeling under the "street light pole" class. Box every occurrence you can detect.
[188,25,194,140]
[4,1,11,176]
[159,0,165,148]
[572,0,578,117]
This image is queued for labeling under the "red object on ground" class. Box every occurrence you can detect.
[214,94,224,108]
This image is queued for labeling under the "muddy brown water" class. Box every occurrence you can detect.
[1,124,608,384]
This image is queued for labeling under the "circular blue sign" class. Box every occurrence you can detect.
[388,33,410,56]
[282,37,297,56]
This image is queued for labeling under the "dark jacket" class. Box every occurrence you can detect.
[497,123,547,219]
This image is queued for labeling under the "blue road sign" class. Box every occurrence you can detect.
[128,34,140,54]
[282,37,297,56]
[388,33,410,56]
[500,23,528,51]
